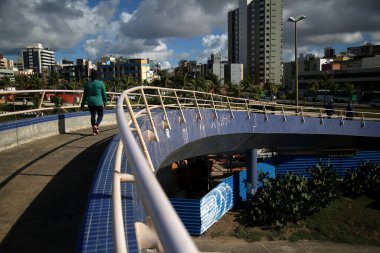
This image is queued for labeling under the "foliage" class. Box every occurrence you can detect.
[31,95,42,109]
[51,96,63,107]
[343,162,380,201]
[247,164,339,227]
[248,172,311,227]
[308,164,339,210]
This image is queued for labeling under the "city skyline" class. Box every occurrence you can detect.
[1,0,379,68]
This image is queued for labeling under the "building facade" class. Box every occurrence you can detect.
[97,57,150,82]
[22,43,55,74]
[228,0,283,86]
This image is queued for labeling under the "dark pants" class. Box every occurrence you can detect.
[88,105,104,126]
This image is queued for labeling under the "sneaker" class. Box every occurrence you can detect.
[92,125,99,135]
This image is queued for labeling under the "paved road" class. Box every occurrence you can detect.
[0,125,118,253]
[0,124,379,253]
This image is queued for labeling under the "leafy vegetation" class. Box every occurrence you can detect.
[247,164,339,227]
[232,162,380,245]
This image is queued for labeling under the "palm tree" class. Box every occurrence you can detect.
[309,80,319,105]
[319,73,333,105]
[264,81,278,100]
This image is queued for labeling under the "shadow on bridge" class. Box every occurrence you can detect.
[0,127,117,253]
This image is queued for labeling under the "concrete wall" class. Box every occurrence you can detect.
[0,110,118,151]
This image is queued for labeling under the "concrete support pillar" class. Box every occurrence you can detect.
[246,149,258,197]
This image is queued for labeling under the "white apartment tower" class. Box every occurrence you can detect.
[228,0,283,86]
[22,43,55,74]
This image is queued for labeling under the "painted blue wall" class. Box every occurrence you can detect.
[170,169,247,235]
[264,151,380,178]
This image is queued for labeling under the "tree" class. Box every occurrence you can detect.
[309,80,319,105]
[264,81,278,99]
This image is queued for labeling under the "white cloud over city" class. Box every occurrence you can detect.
[0,0,379,66]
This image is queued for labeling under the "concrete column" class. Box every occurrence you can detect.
[246,149,258,197]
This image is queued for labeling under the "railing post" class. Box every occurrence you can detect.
[300,107,305,124]
[281,105,286,122]
[174,90,186,123]
[245,100,250,119]
[319,108,324,125]
[157,89,171,130]
[39,91,45,109]
[193,91,202,121]
[263,105,268,121]
[141,88,160,142]
[211,93,218,120]
[227,97,234,119]
[361,112,366,127]
[125,94,155,171]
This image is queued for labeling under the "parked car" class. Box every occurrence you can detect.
[370,99,380,107]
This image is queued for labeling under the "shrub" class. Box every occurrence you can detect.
[308,164,339,210]
[247,164,339,227]
[343,162,380,201]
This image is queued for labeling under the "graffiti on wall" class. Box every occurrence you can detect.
[199,182,234,234]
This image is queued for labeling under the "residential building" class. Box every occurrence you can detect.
[225,63,244,84]
[0,54,14,69]
[22,43,55,74]
[97,57,150,83]
[228,0,284,86]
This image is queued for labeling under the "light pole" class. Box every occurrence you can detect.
[287,15,306,113]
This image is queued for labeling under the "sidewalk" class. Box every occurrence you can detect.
[0,125,118,253]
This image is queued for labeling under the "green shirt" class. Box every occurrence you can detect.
[82,80,107,107]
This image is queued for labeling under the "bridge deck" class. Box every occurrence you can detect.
[0,125,118,252]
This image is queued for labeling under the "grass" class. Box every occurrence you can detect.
[304,196,380,245]
[231,196,380,245]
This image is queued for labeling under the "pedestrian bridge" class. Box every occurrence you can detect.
[1,87,380,253]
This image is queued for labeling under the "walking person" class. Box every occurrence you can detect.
[325,99,334,118]
[345,101,354,120]
[81,70,107,135]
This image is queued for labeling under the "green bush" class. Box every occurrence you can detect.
[247,164,339,227]
[343,162,380,201]
[309,164,339,210]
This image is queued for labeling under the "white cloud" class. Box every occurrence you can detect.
[120,12,134,23]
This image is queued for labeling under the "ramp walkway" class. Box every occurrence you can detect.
[0,125,118,252]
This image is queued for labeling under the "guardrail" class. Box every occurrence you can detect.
[0,89,120,119]
[113,86,380,252]
[2,88,379,252]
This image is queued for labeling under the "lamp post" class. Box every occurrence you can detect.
[287,15,306,113]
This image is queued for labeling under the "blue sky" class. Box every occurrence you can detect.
[1,0,379,69]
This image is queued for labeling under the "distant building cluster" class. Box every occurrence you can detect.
[0,0,380,99]
[284,43,380,101]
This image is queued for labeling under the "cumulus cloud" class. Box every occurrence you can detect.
[0,0,119,54]
[119,0,237,39]
[283,0,380,53]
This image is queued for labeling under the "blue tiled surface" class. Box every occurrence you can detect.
[77,135,138,253]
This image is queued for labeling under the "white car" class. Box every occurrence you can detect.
[370,99,380,107]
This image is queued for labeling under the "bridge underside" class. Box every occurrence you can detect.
[160,133,379,167]
[135,109,380,171]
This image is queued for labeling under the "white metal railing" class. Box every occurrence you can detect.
[113,86,380,252]
[0,89,120,118]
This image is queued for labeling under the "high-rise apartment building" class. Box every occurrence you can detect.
[22,43,55,74]
[228,0,283,86]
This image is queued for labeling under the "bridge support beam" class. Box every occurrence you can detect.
[246,149,258,198]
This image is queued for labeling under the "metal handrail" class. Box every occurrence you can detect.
[113,86,380,253]
[0,89,121,118]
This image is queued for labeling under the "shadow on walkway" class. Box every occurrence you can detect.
[0,135,114,253]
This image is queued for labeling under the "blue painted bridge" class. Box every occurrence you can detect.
[78,104,380,252]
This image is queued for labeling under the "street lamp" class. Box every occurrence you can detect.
[287,15,306,113]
